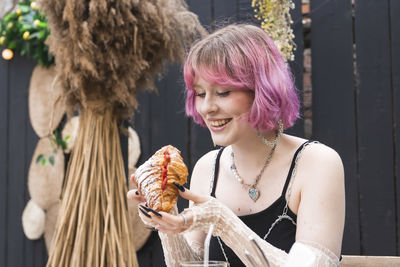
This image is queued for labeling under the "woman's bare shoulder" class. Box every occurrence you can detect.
[297,141,344,187]
[302,142,342,167]
[283,134,342,169]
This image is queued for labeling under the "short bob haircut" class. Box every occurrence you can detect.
[184,24,299,131]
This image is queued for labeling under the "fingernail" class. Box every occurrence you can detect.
[140,204,149,211]
[173,182,185,192]
[140,205,162,218]
[150,210,162,218]
[135,190,139,195]
[139,207,151,218]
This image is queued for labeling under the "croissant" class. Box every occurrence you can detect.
[134,145,188,212]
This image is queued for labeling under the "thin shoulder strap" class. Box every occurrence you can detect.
[281,140,313,196]
[210,147,225,197]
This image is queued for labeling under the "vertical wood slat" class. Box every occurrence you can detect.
[187,0,212,31]
[390,0,400,256]
[134,90,152,165]
[7,55,27,267]
[133,67,188,168]
[0,54,9,267]
[287,0,304,138]
[213,0,237,26]
[355,0,397,255]
[6,55,36,266]
[310,0,360,254]
[150,64,188,162]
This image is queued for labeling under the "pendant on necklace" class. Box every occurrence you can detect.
[248,187,260,202]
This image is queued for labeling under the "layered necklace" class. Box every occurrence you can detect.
[230,135,277,202]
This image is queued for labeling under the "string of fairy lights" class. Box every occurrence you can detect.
[0,0,53,66]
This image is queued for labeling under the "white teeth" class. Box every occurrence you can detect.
[209,119,230,127]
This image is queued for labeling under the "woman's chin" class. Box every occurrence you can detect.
[211,137,230,147]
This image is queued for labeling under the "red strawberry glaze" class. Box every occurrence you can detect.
[161,151,171,190]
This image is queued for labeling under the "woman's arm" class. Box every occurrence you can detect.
[295,143,345,257]
[185,195,339,266]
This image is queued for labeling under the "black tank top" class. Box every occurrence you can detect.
[208,141,312,266]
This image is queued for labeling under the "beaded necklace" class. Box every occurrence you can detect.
[230,141,277,202]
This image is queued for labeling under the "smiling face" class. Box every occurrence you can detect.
[184,25,300,133]
[194,77,255,146]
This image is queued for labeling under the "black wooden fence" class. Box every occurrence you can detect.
[1,0,400,266]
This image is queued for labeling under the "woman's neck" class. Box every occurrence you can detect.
[230,130,279,169]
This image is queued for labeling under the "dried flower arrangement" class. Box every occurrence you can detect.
[252,0,296,61]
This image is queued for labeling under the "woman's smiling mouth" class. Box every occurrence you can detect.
[208,119,232,128]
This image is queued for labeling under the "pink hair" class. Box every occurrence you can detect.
[184,24,299,131]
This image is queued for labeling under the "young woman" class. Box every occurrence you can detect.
[128,24,345,267]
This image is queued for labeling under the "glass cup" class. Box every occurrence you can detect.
[179,261,229,267]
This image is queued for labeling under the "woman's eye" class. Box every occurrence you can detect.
[195,92,206,98]
[217,91,231,97]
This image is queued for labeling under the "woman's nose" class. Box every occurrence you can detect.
[200,95,217,115]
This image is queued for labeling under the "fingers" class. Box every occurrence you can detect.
[137,206,155,226]
[140,205,162,218]
[173,182,210,204]
[137,207,194,234]
[138,206,152,219]
[127,189,146,203]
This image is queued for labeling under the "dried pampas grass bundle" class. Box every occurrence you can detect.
[38,0,206,119]
[47,109,138,266]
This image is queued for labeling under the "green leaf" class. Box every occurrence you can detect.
[65,135,71,140]
[37,22,47,28]
[61,140,67,150]
[19,6,30,13]
[4,13,16,22]
[49,155,54,166]
[38,30,45,40]
[21,25,33,32]
[53,148,57,154]
[36,154,44,163]
[41,157,47,166]
[8,41,16,49]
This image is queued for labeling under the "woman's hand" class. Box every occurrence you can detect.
[128,181,211,234]
[127,173,154,225]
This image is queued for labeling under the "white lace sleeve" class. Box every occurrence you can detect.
[157,206,203,267]
[185,198,339,267]
[158,232,202,267]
